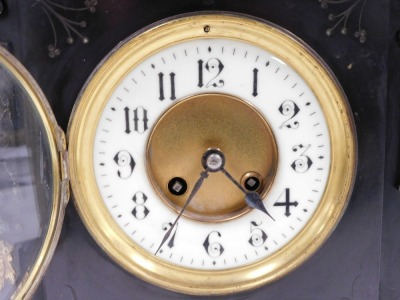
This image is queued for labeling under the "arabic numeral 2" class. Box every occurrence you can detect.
[113,150,135,179]
[198,58,224,88]
[203,231,224,258]
[124,106,149,134]
[279,100,300,129]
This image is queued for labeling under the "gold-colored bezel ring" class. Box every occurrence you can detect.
[68,12,357,295]
[0,47,65,300]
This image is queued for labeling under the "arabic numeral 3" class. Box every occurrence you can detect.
[291,144,313,173]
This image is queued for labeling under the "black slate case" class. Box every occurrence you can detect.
[0,1,397,299]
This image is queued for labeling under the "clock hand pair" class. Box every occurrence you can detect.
[155,168,210,255]
[155,149,226,255]
[220,167,275,221]
[204,148,274,221]
[155,149,274,255]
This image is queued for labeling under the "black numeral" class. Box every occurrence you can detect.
[132,192,149,220]
[274,188,298,217]
[291,144,313,173]
[161,222,178,249]
[198,59,204,87]
[159,72,176,101]
[198,58,224,88]
[124,106,149,134]
[248,221,267,247]
[203,231,224,258]
[252,68,258,97]
[279,100,300,129]
[113,150,135,179]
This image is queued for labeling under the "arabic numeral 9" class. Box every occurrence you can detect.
[113,150,135,179]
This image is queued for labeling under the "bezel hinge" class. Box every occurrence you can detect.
[55,126,70,205]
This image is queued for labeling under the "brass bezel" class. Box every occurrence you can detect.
[68,13,357,295]
[0,47,66,300]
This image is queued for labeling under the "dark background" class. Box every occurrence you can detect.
[0,0,398,299]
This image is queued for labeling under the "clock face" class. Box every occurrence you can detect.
[92,38,330,270]
[68,13,356,294]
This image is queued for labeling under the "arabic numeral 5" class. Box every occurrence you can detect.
[248,221,267,247]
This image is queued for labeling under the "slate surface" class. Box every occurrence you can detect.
[0,1,393,299]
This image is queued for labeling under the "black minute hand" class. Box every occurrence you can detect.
[155,169,210,255]
[220,167,275,221]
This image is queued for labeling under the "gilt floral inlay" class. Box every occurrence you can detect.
[34,0,98,58]
[0,240,15,291]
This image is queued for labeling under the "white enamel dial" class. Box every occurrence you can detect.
[92,38,331,270]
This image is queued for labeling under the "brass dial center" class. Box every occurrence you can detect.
[146,93,278,222]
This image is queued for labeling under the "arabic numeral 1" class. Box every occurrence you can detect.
[252,68,258,97]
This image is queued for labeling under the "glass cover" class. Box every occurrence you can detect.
[0,56,54,299]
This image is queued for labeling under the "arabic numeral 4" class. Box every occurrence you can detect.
[274,188,298,217]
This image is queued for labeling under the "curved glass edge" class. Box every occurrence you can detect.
[0,47,68,300]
